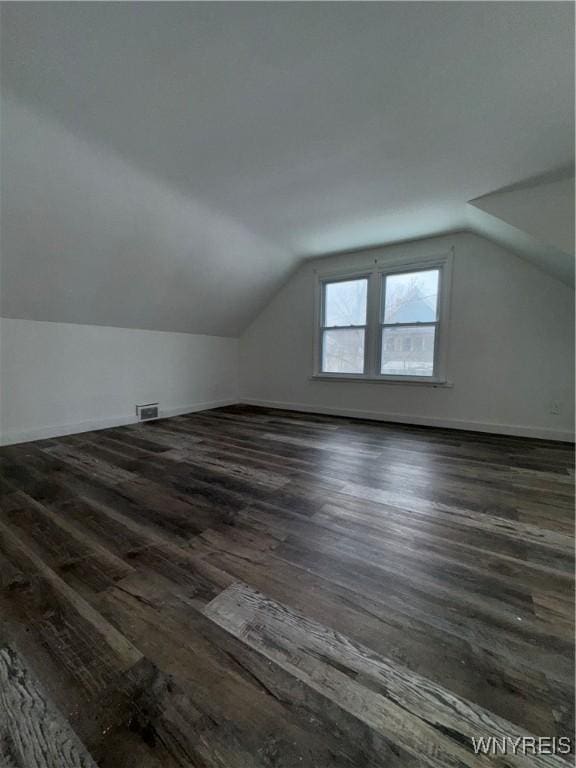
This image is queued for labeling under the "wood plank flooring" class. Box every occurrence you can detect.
[0,405,573,767]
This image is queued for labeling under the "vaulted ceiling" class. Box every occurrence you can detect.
[1,2,573,335]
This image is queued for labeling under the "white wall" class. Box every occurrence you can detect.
[240,232,575,441]
[470,176,575,257]
[466,176,575,286]
[0,318,238,445]
[2,233,573,445]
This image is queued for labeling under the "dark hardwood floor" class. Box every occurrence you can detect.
[0,405,573,767]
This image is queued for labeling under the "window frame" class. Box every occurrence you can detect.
[378,264,442,381]
[312,251,453,385]
[318,273,371,377]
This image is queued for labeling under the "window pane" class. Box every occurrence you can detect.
[324,279,367,327]
[381,326,435,376]
[322,328,365,373]
[383,269,439,323]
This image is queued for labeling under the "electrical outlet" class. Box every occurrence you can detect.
[550,400,561,415]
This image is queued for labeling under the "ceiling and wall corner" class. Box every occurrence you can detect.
[0,2,574,343]
[467,173,575,285]
[470,174,575,257]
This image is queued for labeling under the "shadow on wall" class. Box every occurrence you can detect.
[0,91,298,337]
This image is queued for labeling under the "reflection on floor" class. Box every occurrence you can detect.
[0,405,573,767]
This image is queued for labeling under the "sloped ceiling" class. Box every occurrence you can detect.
[1,2,574,336]
[467,174,575,285]
[1,93,292,336]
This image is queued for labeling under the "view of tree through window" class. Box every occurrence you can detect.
[317,265,445,379]
[381,269,439,376]
[321,278,367,373]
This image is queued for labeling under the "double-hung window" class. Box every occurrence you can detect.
[314,253,452,383]
[380,268,440,378]
[320,278,368,374]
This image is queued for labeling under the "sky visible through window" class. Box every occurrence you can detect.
[384,270,438,324]
[324,279,367,327]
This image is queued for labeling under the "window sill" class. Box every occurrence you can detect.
[310,374,452,388]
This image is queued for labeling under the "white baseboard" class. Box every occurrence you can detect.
[3,396,572,445]
[161,399,238,419]
[240,397,575,443]
[0,398,238,446]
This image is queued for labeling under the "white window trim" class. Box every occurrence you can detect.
[312,249,454,385]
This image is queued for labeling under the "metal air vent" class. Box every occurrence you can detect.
[136,403,159,421]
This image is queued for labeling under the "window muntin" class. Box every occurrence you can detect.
[381,268,440,378]
[320,278,367,374]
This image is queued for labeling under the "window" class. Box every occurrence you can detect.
[315,253,451,383]
[381,269,439,377]
[320,278,367,373]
